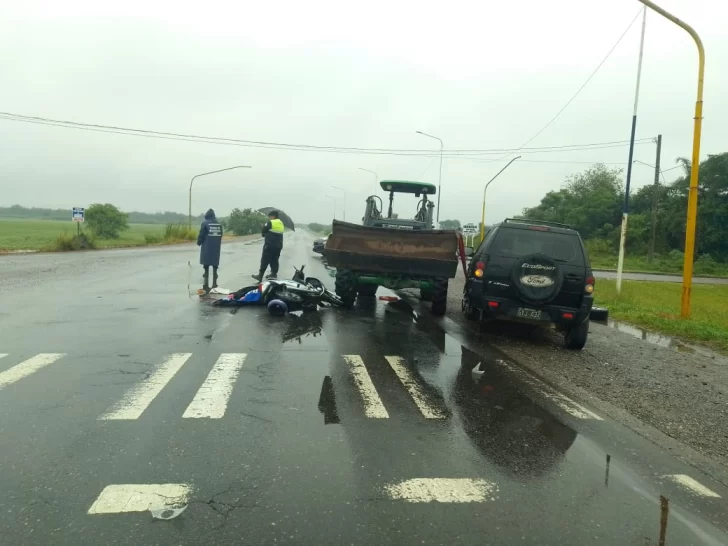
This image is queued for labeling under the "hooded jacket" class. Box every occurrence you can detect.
[197,209,223,267]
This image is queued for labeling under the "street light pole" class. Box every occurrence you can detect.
[636,0,704,319]
[358,168,379,194]
[331,186,346,221]
[189,165,251,228]
[479,156,521,242]
[416,130,444,225]
[324,194,337,220]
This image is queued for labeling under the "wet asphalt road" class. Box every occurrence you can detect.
[1,232,728,545]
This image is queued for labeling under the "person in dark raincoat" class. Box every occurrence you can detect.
[252,210,284,281]
[197,208,223,290]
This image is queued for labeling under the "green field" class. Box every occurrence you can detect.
[594,280,728,353]
[0,218,166,251]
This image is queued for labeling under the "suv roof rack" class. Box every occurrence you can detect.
[503,218,573,229]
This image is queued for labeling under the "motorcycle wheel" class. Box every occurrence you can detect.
[267,299,288,317]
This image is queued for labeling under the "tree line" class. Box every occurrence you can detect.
[521,152,728,262]
[0,204,204,225]
[1,203,271,238]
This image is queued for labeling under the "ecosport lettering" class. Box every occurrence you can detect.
[521,263,556,271]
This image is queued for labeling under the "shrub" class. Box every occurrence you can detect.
[584,238,614,256]
[668,249,684,261]
[163,223,196,242]
[144,233,162,244]
[695,253,719,275]
[86,203,129,239]
[53,232,97,251]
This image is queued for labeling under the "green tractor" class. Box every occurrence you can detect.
[324,180,460,315]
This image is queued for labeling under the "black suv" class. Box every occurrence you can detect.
[462,218,595,349]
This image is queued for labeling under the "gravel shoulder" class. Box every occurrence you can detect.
[447,274,728,480]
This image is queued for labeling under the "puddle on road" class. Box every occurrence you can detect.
[601,319,723,360]
[279,312,325,345]
[605,320,679,349]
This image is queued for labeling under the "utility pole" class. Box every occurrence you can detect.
[648,134,662,263]
[616,6,647,293]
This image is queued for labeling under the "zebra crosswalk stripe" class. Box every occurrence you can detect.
[99,353,192,420]
[344,355,389,418]
[183,353,246,419]
[384,356,446,419]
[0,353,65,390]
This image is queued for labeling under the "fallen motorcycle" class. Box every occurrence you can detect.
[212,265,344,316]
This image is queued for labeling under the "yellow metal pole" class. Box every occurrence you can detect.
[636,0,704,319]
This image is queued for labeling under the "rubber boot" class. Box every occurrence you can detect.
[202,272,210,292]
[212,269,218,289]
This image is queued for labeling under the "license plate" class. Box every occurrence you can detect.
[516,307,542,320]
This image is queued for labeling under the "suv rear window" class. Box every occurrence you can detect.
[490,228,584,264]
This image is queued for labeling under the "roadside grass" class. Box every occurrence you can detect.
[0,218,165,251]
[163,222,197,243]
[594,279,728,353]
[589,252,728,278]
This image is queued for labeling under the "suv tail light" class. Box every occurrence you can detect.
[474,261,486,278]
[585,276,595,294]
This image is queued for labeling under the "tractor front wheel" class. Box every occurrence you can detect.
[335,270,357,308]
[431,278,448,316]
[357,284,378,298]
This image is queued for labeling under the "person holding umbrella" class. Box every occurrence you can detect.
[252,210,285,281]
[197,208,223,290]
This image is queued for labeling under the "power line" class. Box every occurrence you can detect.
[479,7,645,170]
[0,111,652,157]
[458,142,652,164]
[515,8,645,150]
[516,159,629,165]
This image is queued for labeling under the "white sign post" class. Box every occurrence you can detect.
[72,207,84,235]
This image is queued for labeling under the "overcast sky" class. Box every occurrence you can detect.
[1,0,725,225]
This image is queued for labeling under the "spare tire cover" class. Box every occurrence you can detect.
[510,254,563,304]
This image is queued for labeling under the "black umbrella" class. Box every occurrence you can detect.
[257,207,295,231]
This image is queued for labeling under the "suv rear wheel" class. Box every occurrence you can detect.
[564,319,589,350]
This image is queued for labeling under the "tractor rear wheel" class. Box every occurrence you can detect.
[335,270,357,308]
[431,278,448,316]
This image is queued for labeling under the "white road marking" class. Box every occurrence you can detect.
[343,355,389,418]
[384,478,498,503]
[0,354,7,359]
[384,356,447,419]
[492,359,603,420]
[183,353,246,419]
[0,353,65,390]
[88,483,192,514]
[664,474,722,498]
[99,353,192,420]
